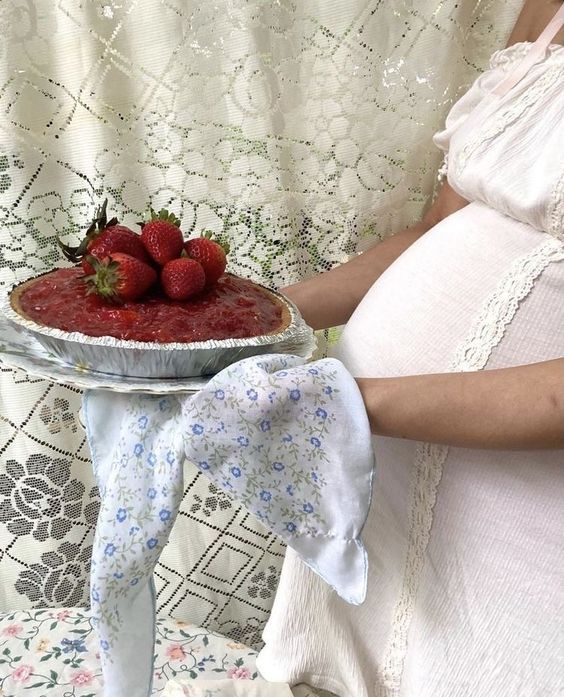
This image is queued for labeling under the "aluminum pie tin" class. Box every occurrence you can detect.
[1,279,316,380]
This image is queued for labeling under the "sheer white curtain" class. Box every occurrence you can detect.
[0,0,521,644]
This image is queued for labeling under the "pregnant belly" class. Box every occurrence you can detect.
[334,201,563,378]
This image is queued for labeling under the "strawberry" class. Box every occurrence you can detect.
[85,252,157,302]
[81,227,150,275]
[139,208,184,266]
[58,199,149,275]
[184,231,229,286]
[161,257,206,300]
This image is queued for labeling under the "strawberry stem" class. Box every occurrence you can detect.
[84,255,121,302]
[139,207,181,229]
[200,229,230,255]
[57,198,119,263]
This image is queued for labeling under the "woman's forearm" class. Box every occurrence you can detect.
[282,222,430,330]
[357,359,564,450]
[281,183,469,330]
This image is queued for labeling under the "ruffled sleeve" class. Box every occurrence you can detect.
[432,43,531,156]
[432,41,564,236]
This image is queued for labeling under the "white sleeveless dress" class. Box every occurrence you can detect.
[256,36,564,697]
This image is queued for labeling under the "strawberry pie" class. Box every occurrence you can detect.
[3,200,308,379]
[9,268,291,344]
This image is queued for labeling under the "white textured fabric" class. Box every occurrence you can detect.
[257,41,564,697]
[433,42,564,240]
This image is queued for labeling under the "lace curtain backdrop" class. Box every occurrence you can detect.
[0,0,521,646]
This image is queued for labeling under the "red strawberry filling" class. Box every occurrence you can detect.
[18,267,284,343]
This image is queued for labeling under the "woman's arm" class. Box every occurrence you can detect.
[506,0,564,46]
[282,183,469,330]
[357,359,564,449]
[283,1,564,332]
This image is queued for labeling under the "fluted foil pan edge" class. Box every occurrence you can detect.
[0,284,315,379]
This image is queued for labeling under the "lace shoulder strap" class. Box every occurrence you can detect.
[492,3,564,96]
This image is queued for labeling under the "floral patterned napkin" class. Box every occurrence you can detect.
[83,354,374,697]
[180,355,374,604]
[83,389,186,697]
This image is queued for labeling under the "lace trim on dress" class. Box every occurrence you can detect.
[436,153,448,184]
[379,440,449,695]
[454,64,563,175]
[548,167,564,242]
[379,236,564,695]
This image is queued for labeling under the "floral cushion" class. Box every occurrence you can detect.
[0,608,259,696]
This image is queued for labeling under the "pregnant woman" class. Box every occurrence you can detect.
[256,1,564,695]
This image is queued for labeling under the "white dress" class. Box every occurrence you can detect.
[255,36,564,697]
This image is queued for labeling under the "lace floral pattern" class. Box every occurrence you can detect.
[0,455,98,542]
[0,1,506,292]
[15,542,93,608]
[0,0,522,648]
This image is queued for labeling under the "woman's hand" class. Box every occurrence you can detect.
[356,358,564,450]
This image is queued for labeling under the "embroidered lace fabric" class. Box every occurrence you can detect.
[0,0,523,641]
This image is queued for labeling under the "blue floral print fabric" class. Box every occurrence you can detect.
[83,391,186,697]
[181,355,374,603]
[82,354,374,697]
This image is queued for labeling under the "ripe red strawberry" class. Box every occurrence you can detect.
[58,199,149,275]
[184,231,229,286]
[161,257,206,300]
[139,209,184,266]
[81,227,150,275]
[85,252,157,302]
